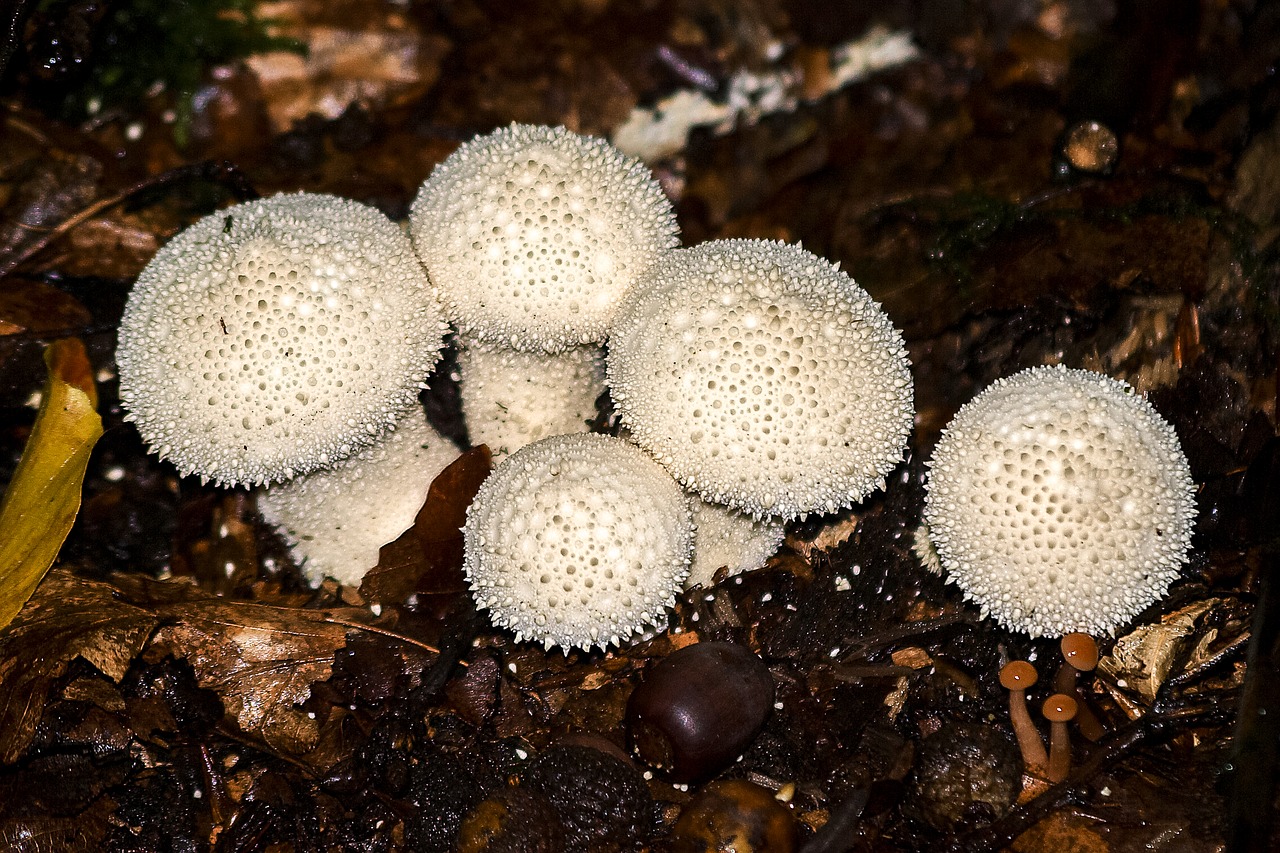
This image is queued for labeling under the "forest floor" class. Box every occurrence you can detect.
[1,0,1278,850]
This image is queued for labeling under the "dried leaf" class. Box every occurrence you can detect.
[150,599,382,755]
[0,339,103,630]
[360,445,491,606]
[0,279,93,338]
[0,570,158,763]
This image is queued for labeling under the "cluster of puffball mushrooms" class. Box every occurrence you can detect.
[115,123,1197,654]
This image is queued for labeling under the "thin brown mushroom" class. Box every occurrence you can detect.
[1000,660,1048,777]
[1056,633,1105,741]
[1042,693,1079,783]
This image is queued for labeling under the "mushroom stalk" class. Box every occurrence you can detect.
[999,661,1048,777]
[456,339,604,461]
[1042,694,1078,783]
[685,498,785,589]
[1055,632,1105,741]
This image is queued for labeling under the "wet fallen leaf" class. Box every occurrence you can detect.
[150,599,378,756]
[0,570,158,763]
[0,339,103,630]
[1097,598,1224,706]
[0,279,92,338]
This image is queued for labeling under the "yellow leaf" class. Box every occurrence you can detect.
[0,339,103,630]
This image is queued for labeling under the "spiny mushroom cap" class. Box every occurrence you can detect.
[257,408,459,587]
[464,433,693,651]
[685,498,785,589]
[457,339,604,460]
[408,123,679,353]
[924,365,1196,638]
[607,239,914,521]
[117,192,448,487]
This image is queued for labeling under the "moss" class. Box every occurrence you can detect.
[38,0,301,145]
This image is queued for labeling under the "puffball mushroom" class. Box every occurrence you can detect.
[410,123,676,456]
[607,239,914,521]
[463,433,693,651]
[924,365,1196,638]
[685,498,785,589]
[257,408,459,587]
[408,123,679,353]
[457,340,604,460]
[117,192,448,487]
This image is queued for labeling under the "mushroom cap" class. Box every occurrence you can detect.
[924,365,1196,638]
[607,239,914,521]
[1041,694,1078,723]
[408,123,679,353]
[257,408,459,587]
[457,339,604,460]
[464,433,693,651]
[1060,633,1099,671]
[117,192,449,487]
[998,660,1038,690]
[685,498,785,589]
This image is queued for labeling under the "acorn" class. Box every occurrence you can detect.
[669,779,797,853]
[626,641,775,783]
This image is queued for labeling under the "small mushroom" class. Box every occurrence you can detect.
[463,433,693,651]
[999,660,1048,778]
[1041,693,1078,783]
[1056,632,1105,741]
[409,123,678,353]
[410,124,677,456]
[117,192,448,486]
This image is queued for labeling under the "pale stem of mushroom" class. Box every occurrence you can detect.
[457,339,604,461]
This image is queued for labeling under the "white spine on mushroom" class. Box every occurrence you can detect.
[408,123,679,353]
[924,365,1197,638]
[257,409,459,588]
[464,433,693,652]
[685,498,785,590]
[607,239,914,521]
[117,192,448,487]
[457,340,604,460]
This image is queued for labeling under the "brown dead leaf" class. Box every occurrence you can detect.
[1012,812,1109,853]
[247,0,449,133]
[1097,598,1222,705]
[0,570,158,763]
[360,445,491,607]
[0,279,92,338]
[150,600,374,755]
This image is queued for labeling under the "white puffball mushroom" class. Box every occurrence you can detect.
[924,364,1197,638]
[607,239,914,521]
[685,499,785,590]
[464,433,693,652]
[408,123,679,353]
[257,408,459,587]
[457,340,604,460]
[117,192,449,487]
